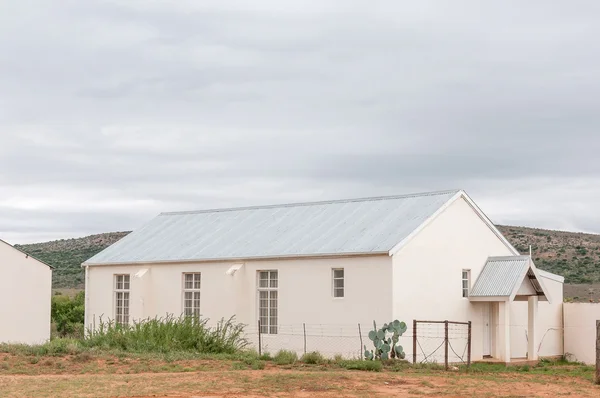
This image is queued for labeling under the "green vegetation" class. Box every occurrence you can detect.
[498,225,600,285]
[273,350,298,365]
[15,232,129,288]
[87,316,248,354]
[300,351,325,364]
[364,320,407,361]
[51,291,85,338]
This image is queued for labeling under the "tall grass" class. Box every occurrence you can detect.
[85,316,248,354]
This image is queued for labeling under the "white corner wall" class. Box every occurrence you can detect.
[509,276,564,359]
[392,196,516,362]
[564,303,600,365]
[0,241,52,344]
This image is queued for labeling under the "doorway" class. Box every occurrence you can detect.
[482,303,492,357]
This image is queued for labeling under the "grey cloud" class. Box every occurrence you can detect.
[1,0,600,243]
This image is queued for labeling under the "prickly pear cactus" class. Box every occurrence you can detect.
[364,320,407,361]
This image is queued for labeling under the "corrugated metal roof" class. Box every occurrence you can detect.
[85,190,459,265]
[470,256,537,297]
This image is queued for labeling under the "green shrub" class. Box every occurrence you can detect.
[273,350,298,365]
[259,352,272,361]
[85,316,248,354]
[340,360,382,372]
[51,292,85,338]
[251,360,266,370]
[301,351,324,364]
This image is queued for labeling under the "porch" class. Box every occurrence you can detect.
[469,256,552,364]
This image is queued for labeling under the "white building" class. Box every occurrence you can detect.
[83,190,564,363]
[0,239,53,344]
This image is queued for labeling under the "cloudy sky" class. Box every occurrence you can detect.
[1,0,599,244]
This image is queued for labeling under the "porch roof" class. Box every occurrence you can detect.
[469,256,552,303]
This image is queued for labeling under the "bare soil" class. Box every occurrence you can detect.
[0,354,598,398]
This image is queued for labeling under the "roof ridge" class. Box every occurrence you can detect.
[159,189,461,216]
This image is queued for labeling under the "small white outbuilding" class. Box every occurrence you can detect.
[83,190,564,363]
[0,239,53,344]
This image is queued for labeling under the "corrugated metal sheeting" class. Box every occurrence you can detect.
[470,256,541,297]
[85,190,459,265]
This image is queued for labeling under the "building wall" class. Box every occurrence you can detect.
[563,303,600,365]
[0,241,52,344]
[85,255,393,357]
[392,196,517,362]
[509,275,564,359]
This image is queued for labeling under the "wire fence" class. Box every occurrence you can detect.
[241,319,472,368]
[413,320,471,369]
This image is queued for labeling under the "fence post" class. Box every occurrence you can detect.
[413,320,417,364]
[258,320,262,357]
[303,323,307,355]
[467,321,472,368]
[358,323,364,360]
[444,320,449,371]
[596,320,600,384]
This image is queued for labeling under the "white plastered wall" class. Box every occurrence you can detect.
[85,255,393,357]
[392,196,516,362]
[563,303,600,365]
[0,241,52,344]
[509,275,564,359]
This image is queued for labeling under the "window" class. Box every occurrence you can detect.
[332,268,344,298]
[462,270,471,298]
[114,274,130,326]
[183,273,201,318]
[258,270,278,334]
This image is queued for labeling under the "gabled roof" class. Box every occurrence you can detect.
[469,256,552,303]
[85,190,462,265]
[0,239,54,269]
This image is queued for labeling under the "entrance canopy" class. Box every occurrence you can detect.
[469,256,551,303]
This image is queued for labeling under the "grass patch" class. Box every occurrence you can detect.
[340,360,382,372]
[301,351,325,365]
[86,316,247,354]
[273,350,298,365]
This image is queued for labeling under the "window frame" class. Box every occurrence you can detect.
[257,270,278,335]
[462,269,471,298]
[332,268,345,299]
[114,274,130,326]
[182,272,202,318]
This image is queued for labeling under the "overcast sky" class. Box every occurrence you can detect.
[1,1,599,244]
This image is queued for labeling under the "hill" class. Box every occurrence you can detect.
[497,226,600,284]
[15,232,130,288]
[14,226,600,301]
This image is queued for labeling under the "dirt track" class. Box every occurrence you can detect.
[1,368,599,398]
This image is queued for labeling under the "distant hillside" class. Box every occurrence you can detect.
[14,226,600,300]
[15,232,130,288]
[497,226,600,284]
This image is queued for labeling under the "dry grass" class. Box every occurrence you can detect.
[0,352,598,397]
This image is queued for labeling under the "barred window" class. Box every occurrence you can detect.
[332,268,344,298]
[114,274,130,326]
[258,271,278,334]
[183,273,201,318]
[462,270,471,298]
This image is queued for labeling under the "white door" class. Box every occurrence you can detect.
[482,303,492,357]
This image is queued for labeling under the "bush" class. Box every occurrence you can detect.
[85,316,248,354]
[301,351,324,364]
[51,292,85,338]
[340,360,382,372]
[273,350,298,365]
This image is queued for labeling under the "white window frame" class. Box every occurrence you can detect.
[114,274,130,326]
[332,268,344,298]
[257,270,278,335]
[462,269,471,298]
[182,273,201,318]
